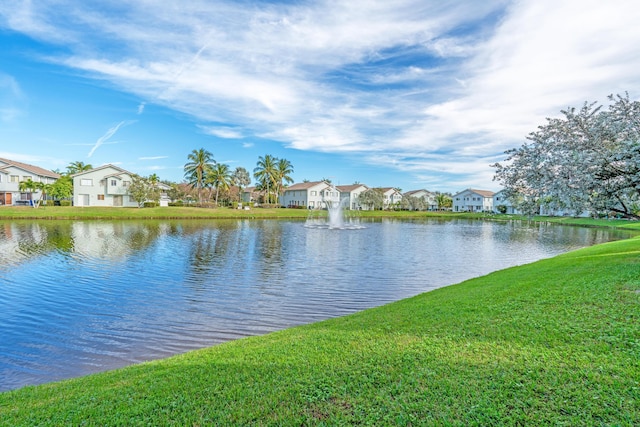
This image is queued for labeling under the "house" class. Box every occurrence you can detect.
[0,158,60,206]
[242,186,264,205]
[403,189,437,210]
[492,190,520,214]
[280,181,340,209]
[72,164,139,207]
[378,187,403,209]
[452,189,495,212]
[336,184,369,210]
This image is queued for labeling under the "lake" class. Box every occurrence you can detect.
[0,218,635,392]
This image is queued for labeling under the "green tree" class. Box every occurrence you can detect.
[253,154,278,204]
[184,148,215,205]
[18,179,37,207]
[49,175,74,201]
[66,161,92,175]
[275,158,294,205]
[435,193,452,210]
[127,175,160,208]
[207,163,232,206]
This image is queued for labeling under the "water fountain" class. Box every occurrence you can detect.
[304,195,365,230]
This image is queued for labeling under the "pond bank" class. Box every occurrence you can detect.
[1,235,638,425]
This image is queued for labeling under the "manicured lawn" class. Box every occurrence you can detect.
[1,236,638,425]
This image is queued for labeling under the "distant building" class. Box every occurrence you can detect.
[452,189,495,212]
[492,190,520,214]
[0,157,60,206]
[336,184,369,210]
[378,187,403,209]
[280,181,339,209]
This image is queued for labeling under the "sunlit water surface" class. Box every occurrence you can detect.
[0,218,635,391]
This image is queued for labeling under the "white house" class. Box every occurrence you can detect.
[492,190,520,214]
[336,184,369,210]
[0,157,60,206]
[280,181,340,209]
[403,189,437,210]
[452,189,495,212]
[72,164,139,207]
[379,187,403,209]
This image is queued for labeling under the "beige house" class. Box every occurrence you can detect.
[0,158,60,206]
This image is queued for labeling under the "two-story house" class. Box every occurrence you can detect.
[378,187,403,210]
[336,184,369,210]
[72,164,138,207]
[280,181,340,209]
[0,158,60,206]
[452,189,495,212]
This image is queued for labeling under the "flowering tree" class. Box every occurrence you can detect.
[493,93,640,219]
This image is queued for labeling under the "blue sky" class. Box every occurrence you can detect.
[1,1,639,193]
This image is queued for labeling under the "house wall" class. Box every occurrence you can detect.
[453,190,493,212]
[73,167,138,207]
[0,164,57,205]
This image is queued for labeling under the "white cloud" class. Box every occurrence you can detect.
[139,156,168,160]
[2,0,640,189]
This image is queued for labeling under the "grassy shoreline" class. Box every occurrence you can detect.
[2,205,640,230]
[1,226,639,424]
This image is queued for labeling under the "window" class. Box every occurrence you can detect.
[123,181,130,187]
[22,176,32,181]
[10,175,19,183]
[97,195,105,200]
[80,179,93,186]
[111,179,117,186]
[310,191,317,196]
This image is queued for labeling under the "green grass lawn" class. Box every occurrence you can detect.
[1,235,639,425]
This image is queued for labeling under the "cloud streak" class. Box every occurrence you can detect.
[87,120,132,157]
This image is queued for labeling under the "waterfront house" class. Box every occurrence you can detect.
[336,184,369,210]
[280,181,340,209]
[452,189,495,212]
[378,187,403,210]
[0,158,60,206]
[72,164,139,207]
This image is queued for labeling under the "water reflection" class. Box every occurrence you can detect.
[0,218,635,392]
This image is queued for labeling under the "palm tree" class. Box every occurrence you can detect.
[275,158,294,205]
[207,163,232,206]
[18,179,37,205]
[253,154,278,204]
[66,161,92,175]
[184,148,215,204]
[435,193,452,211]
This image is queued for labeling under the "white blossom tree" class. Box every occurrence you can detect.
[493,93,640,219]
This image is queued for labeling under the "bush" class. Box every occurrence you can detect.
[143,202,159,208]
[60,200,72,207]
[168,201,184,207]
